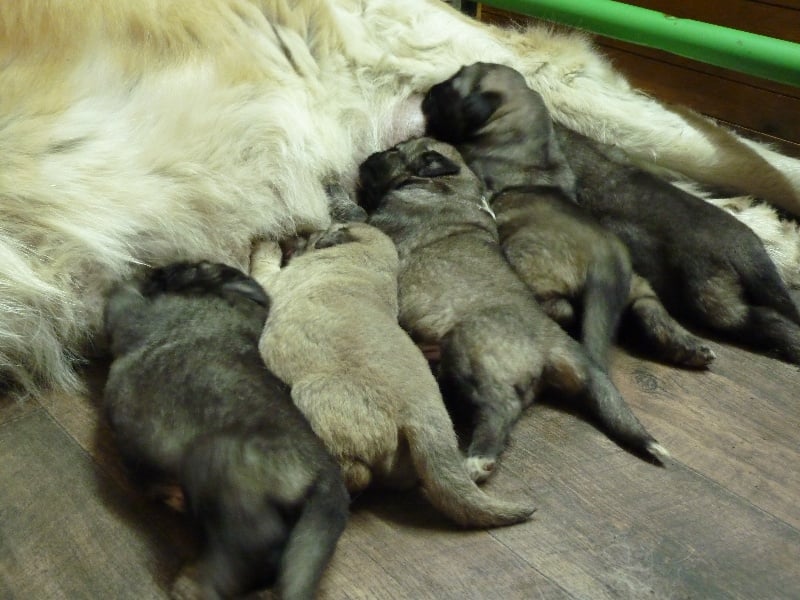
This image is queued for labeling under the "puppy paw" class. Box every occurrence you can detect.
[466,456,496,483]
[672,341,716,369]
[687,344,716,368]
[146,483,186,513]
[170,566,205,600]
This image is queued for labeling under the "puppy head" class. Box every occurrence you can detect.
[142,261,270,309]
[357,137,478,212]
[422,62,543,143]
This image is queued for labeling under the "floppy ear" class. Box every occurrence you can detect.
[461,90,502,131]
[414,151,461,178]
[313,225,357,250]
[221,278,270,308]
[357,152,392,213]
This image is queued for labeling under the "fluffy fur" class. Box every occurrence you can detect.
[2,0,800,398]
[250,222,535,528]
[103,261,348,600]
[359,137,666,481]
[422,61,716,369]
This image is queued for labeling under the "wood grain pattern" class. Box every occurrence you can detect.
[0,410,194,600]
[2,334,798,599]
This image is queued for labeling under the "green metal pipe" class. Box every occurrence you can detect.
[479,0,800,87]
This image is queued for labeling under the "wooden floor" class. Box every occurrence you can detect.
[2,318,799,599]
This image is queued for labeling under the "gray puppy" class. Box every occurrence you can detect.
[103,261,348,600]
[424,62,800,365]
[250,222,534,527]
[423,62,715,369]
[359,137,666,482]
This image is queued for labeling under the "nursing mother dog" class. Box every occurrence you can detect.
[2,0,800,400]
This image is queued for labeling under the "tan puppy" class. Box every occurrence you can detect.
[250,222,534,528]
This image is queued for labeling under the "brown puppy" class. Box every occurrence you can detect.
[423,62,716,368]
[103,262,348,600]
[250,222,534,528]
[359,137,666,482]
[491,185,632,368]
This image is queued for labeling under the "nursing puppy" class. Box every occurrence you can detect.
[556,125,800,363]
[103,262,348,600]
[359,137,666,482]
[250,222,534,528]
[4,0,800,400]
[490,185,633,368]
[424,62,800,363]
[421,62,723,367]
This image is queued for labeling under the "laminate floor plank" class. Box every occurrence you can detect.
[488,402,800,600]
[610,348,800,528]
[0,410,194,600]
[2,338,798,599]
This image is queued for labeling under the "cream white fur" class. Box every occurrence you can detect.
[1,0,799,398]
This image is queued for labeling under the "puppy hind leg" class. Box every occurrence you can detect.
[623,275,715,368]
[690,273,800,363]
[277,471,349,600]
[439,324,535,481]
[733,306,800,365]
[738,253,800,325]
[438,345,523,483]
[457,376,524,483]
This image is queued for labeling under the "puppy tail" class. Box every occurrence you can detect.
[277,469,349,600]
[403,418,536,529]
[739,249,800,325]
[581,242,632,367]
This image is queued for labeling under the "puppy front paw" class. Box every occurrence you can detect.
[466,456,496,483]
[670,339,717,369]
[170,565,206,600]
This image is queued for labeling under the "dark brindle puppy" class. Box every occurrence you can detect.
[423,62,716,369]
[424,62,800,364]
[359,137,666,483]
[103,262,348,600]
[555,125,800,363]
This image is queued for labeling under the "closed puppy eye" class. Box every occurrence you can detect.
[413,151,461,178]
[462,91,502,130]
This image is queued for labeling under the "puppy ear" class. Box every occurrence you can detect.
[462,90,502,131]
[357,153,391,213]
[221,278,270,308]
[314,226,357,250]
[413,151,461,178]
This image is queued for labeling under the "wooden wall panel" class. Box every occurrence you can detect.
[478,3,800,155]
